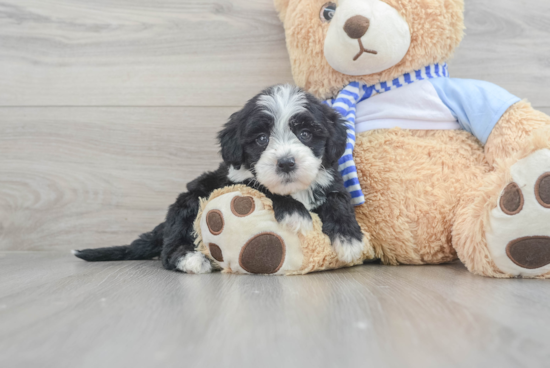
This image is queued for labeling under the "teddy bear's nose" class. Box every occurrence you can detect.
[344,15,371,39]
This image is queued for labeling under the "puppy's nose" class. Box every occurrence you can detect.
[277,157,296,174]
[344,15,370,39]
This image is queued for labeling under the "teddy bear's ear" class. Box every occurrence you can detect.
[273,0,290,22]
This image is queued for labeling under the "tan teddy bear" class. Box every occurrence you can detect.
[196,0,550,278]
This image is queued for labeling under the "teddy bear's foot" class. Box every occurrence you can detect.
[195,185,374,275]
[198,191,304,275]
[486,149,550,278]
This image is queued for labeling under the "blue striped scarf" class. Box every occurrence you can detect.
[325,63,449,206]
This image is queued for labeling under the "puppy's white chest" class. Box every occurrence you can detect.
[291,189,325,211]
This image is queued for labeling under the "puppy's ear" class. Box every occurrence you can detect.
[324,107,348,167]
[218,111,244,168]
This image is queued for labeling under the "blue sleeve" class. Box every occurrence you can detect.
[429,78,521,144]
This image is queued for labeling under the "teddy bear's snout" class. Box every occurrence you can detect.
[344,15,370,40]
[343,15,378,61]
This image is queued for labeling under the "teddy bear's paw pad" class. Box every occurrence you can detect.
[206,210,224,235]
[239,233,286,274]
[499,182,524,215]
[535,173,550,208]
[487,149,550,278]
[231,196,255,217]
[208,243,224,262]
[506,237,550,270]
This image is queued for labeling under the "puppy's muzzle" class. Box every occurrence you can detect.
[277,157,296,174]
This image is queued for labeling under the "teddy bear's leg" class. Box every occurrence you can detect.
[484,101,550,165]
[196,187,373,275]
[198,190,306,275]
[453,103,550,278]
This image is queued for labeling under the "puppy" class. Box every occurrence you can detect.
[74,85,365,273]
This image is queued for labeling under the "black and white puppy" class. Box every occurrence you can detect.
[74,85,364,273]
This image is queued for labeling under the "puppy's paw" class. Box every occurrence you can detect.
[332,236,364,263]
[278,212,313,235]
[176,252,213,274]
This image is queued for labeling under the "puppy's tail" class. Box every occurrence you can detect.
[73,222,165,262]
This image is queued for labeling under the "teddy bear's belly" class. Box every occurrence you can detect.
[353,128,490,265]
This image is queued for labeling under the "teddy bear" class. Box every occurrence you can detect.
[194,0,550,278]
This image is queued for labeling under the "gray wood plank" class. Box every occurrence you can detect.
[0,107,234,251]
[1,0,549,107]
[0,0,293,107]
[0,253,549,368]
[448,0,550,108]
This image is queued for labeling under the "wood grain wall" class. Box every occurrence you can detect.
[1,0,549,251]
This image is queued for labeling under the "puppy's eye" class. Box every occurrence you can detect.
[256,134,269,146]
[298,130,312,142]
[320,2,337,23]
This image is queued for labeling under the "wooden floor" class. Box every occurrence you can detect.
[1,253,549,368]
[2,0,550,367]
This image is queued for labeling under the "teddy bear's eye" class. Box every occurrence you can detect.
[320,2,337,23]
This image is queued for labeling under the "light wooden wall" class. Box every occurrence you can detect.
[1,0,549,251]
